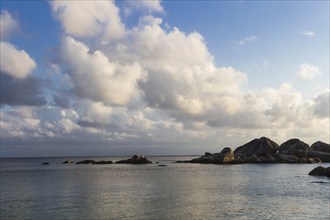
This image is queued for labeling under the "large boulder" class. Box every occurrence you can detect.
[115,155,152,164]
[234,137,279,158]
[309,141,330,153]
[274,154,299,163]
[307,151,330,163]
[278,139,309,158]
[307,141,330,162]
[308,166,330,177]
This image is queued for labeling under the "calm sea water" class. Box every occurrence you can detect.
[1,156,329,220]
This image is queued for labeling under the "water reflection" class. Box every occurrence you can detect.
[1,158,329,219]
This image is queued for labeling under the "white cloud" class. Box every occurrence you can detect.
[297,63,321,80]
[108,17,247,120]
[313,90,330,118]
[59,36,145,106]
[299,31,316,37]
[78,101,113,127]
[0,10,19,39]
[1,1,329,156]
[0,41,36,79]
[50,0,125,41]
[233,35,257,46]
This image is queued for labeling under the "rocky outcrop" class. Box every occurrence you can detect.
[233,137,279,163]
[234,137,279,158]
[190,147,235,164]
[307,151,330,163]
[308,166,330,177]
[307,141,330,162]
[115,155,152,164]
[278,139,309,158]
[310,141,330,153]
[62,160,74,164]
[76,160,95,164]
[175,137,329,164]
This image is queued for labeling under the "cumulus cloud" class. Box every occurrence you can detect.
[114,17,247,122]
[50,0,125,41]
[233,35,257,46]
[297,63,321,80]
[77,101,113,128]
[313,90,330,118]
[59,36,145,106]
[0,11,43,108]
[1,1,329,157]
[0,10,19,39]
[0,41,36,79]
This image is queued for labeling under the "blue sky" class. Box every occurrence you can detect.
[0,0,329,157]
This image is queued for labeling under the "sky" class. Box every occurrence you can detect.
[0,0,329,157]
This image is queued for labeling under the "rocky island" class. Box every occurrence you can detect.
[176,137,330,164]
[115,155,152,164]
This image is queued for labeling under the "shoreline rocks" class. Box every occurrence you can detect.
[93,160,113,164]
[175,137,330,164]
[76,160,95,164]
[75,160,113,164]
[115,155,152,164]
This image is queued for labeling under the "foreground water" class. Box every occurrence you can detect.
[1,156,329,220]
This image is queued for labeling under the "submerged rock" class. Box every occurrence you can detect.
[115,155,152,164]
[308,166,330,177]
[41,162,49,165]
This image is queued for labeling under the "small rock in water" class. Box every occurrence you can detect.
[115,155,152,164]
[93,160,113,164]
[42,162,49,165]
[62,160,74,164]
[308,166,330,177]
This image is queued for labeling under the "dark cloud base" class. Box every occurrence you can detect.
[0,73,46,106]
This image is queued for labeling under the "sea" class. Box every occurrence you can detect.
[1,156,329,220]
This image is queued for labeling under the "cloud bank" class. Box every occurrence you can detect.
[1,1,329,156]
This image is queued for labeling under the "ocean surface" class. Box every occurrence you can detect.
[1,156,329,220]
